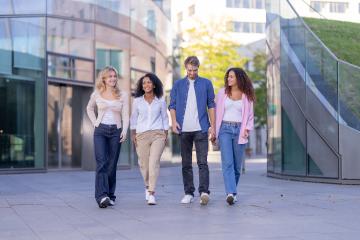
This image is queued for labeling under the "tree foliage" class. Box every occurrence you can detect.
[177,20,267,127]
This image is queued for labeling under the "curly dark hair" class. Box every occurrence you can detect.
[224,67,255,102]
[134,73,164,98]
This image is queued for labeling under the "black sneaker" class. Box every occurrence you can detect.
[99,197,110,208]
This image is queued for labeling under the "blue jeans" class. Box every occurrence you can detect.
[93,124,122,203]
[218,122,245,195]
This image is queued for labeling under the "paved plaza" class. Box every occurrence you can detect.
[1,155,360,240]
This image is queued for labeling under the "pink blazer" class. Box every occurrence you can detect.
[215,88,254,144]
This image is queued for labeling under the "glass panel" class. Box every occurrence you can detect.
[281,81,306,175]
[305,30,339,152]
[48,84,91,168]
[0,18,45,170]
[47,0,95,20]
[47,18,94,59]
[73,59,93,82]
[339,62,360,131]
[47,55,72,79]
[0,0,46,15]
[307,122,338,178]
[94,0,130,30]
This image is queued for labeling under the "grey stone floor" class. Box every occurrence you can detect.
[1,157,360,240]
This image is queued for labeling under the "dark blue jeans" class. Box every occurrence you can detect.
[93,124,122,203]
[180,131,210,196]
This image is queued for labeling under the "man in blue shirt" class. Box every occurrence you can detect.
[169,56,215,205]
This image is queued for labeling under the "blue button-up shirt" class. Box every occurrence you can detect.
[169,76,215,133]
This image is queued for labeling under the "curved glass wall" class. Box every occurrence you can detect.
[266,0,360,183]
[0,0,172,172]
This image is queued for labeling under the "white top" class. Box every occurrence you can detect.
[130,96,169,133]
[223,97,243,122]
[182,79,201,132]
[97,98,118,125]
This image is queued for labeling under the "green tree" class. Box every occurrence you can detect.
[178,21,247,92]
[248,52,267,128]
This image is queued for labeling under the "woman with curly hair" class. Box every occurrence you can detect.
[213,67,255,205]
[86,66,129,208]
[130,73,169,205]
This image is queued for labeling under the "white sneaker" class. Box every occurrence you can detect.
[145,189,150,201]
[99,196,110,208]
[180,194,194,204]
[234,195,238,203]
[109,199,115,206]
[147,195,156,205]
[200,192,210,205]
[226,194,234,205]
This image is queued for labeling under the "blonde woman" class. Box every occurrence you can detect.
[86,66,129,208]
[130,73,169,205]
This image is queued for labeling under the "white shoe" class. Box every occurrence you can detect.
[99,196,110,208]
[147,195,156,205]
[200,192,210,205]
[145,189,150,201]
[109,199,115,206]
[226,194,234,205]
[180,194,194,204]
[234,195,238,203]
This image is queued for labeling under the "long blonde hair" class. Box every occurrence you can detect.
[95,66,121,99]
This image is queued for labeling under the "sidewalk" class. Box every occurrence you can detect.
[1,157,360,240]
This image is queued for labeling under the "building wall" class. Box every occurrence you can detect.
[0,0,172,172]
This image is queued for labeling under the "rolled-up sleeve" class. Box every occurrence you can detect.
[207,81,215,109]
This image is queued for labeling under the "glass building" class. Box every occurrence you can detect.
[266,0,360,183]
[0,0,172,172]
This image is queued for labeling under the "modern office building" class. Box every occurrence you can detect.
[0,0,172,173]
[266,0,360,183]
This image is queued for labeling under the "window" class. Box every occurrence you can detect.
[226,0,264,9]
[146,10,156,36]
[329,2,348,13]
[150,57,156,73]
[310,1,325,12]
[96,49,123,77]
[47,53,94,82]
[188,5,195,16]
[230,21,265,33]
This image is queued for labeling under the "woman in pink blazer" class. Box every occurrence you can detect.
[214,67,254,205]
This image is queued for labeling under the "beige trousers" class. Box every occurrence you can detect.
[135,130,166,192]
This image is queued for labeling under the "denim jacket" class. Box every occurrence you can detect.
[169,76,215,133]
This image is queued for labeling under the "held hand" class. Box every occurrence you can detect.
[172,122,181,134]
[208,127,215,141]
[120,132,127,143]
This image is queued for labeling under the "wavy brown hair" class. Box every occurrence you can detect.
[224,67,255,102]
[95,66,121,99]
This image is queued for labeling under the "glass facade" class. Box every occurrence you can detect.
[266,0,360,183]
[0,0,172,172]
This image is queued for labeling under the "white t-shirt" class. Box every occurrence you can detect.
[182,79,201,132]
[223,97,242,122]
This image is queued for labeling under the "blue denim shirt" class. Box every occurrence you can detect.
[169,76,215,133]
